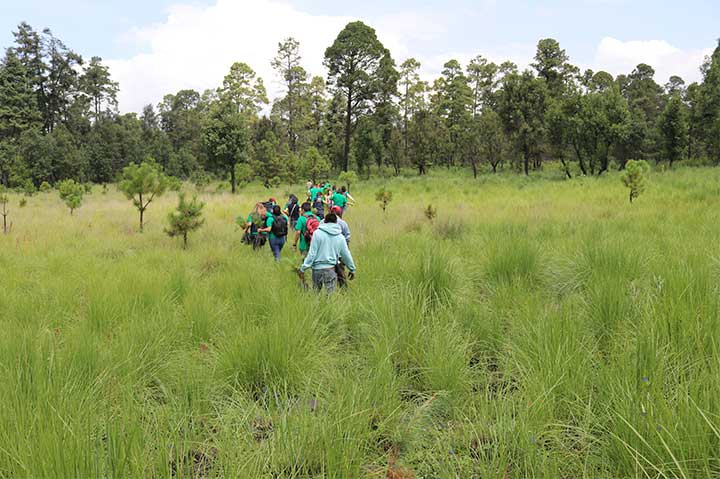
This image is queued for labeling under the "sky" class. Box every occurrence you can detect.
[1,0,718,113]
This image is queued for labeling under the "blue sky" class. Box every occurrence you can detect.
[2,0,718,112]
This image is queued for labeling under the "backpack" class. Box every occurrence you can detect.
[304,216,320,244]
[288,202,300,221]
[271,215,288,237]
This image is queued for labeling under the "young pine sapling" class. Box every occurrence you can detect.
[165,193,205,249]
[57,179,85,215]
[621,160,650,204]
[338,170,358,193]
[375,188,393,213]
[119,160,173,231]
[0,187,9,234]
[424,204,437,221]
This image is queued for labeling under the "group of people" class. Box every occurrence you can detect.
[240,181,356,293]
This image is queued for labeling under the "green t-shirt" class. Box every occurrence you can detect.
[332,192,347,208]
[265,214,289,239]
[295,212,316,252]
[310,187,323,201]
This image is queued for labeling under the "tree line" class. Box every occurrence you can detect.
[1,21,719,191]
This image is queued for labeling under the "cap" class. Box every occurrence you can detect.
[269,197,276,202]
[331,206,342,214]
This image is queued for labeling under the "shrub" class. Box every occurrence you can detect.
[424,204,437,222]
[118,159,172,231]
[39,181,51,193]
[165,194,205,249]
[621,159,650,204]
[57,179,85,215]
[0,186,9,234]
[375,188,393,213]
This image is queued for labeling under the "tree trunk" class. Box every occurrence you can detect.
[343,89,353,172]
[2,213,6,234]
[471,159,478,179]
[230,166,236,194]
[523,142,530,176]
[183,232,188,249]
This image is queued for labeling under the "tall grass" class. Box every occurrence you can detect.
[1,167,720,477]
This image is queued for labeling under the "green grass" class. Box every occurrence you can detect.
[1,166,720,477]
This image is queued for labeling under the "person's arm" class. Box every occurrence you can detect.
[300,236,319,273]
[259,216,272,233]
[339,239,356,273]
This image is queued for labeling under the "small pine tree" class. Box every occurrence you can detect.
[19,198,27,208]
[39,181,52,193]
[424,204,437,221]
[375,188,393,213]
[118,159,172,231]
[338,170,358,193]
[621,159,650,204]
[57,179,85,215]
[0,186,9,234]
[165,194,205,249]
[22,179,35,197]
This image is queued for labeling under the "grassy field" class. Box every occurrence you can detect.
[1,167,720,478]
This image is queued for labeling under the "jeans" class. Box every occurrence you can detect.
[269,236,286,261]
[312,267,337,294]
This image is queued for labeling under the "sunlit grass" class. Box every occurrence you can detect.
[1,166,720,477]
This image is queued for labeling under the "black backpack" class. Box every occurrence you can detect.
[288,202,300,221]
[271,215,288,237]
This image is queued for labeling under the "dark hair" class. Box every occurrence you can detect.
[289,194,298,203]
[324,213,338,224]
[341,186,346,193]
[273,205,281,216]
[301,202,311,212]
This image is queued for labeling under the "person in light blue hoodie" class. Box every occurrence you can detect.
[299,213,356,293]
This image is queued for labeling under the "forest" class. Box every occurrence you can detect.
[1,21,720,193]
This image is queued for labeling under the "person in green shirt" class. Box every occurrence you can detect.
[293,202,317,255]
[259,205,289,261]
[244,202,268,250]
[331,187,348,213]
[309,186,323,201]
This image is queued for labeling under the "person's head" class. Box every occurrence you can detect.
[301,202,311,212]
[324,213,338,224]
[273,205,281,216]
[341,186,346,193]
[269,197,276,204]
[331,206,343,217]
[253,202,266,215]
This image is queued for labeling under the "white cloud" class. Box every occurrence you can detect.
[107,1,713,114]
[107,0,356,112]
[593,37,711,84]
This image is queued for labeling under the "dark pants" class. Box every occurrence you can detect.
[269,236,286,261]
[252,235,266,250]
[312,268,337,293]
[335,261,347,289]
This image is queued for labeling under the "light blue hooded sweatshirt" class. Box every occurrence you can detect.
[300,222,356,273]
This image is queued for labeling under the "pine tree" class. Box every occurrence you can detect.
[165,193,205,249]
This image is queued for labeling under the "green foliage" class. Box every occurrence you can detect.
[118,159,172,230]
[39,181,51,193]
[57,179,84,215]
[18,197,27,207]
[0,185,8,234]
[165,193,205,249]
[338,170,358,192]
[424,204,437,221]
[303,147,331,183]
[3,170,720,477]
[22,179,36,196]
[621,159,650,203]
[375,187,393,212]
